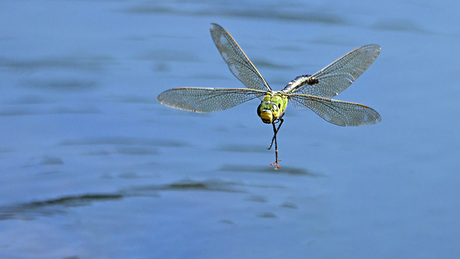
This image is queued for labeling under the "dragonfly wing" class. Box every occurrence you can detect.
[289,94,381,126]
[210,23,272,94]
[291,45,380,98]
[157,87,267,113]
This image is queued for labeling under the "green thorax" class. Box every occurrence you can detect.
[257,92,288,124]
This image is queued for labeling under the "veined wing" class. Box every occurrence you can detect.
[291,45,380,98]
[157,87,268,113]
[289,93,381,126]
[210,23,272,94]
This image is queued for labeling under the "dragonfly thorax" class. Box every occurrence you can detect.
[257,93,288,124]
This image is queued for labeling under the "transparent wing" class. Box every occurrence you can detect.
[291,44,380,98]
[210,23,272,94]
[289,93,381,126]
[157,87,267,113]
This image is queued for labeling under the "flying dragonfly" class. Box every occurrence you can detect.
[157,23,381,169]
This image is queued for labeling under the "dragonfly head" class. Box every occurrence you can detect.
[257,102,281,124]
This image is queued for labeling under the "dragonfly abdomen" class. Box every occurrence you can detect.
[282,75,319,93]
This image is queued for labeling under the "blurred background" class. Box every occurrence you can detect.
[1,0,459,258]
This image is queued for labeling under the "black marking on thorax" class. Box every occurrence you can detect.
[283,75,319,92]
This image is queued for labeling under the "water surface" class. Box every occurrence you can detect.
[1,0,459,258]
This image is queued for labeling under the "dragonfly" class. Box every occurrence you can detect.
[157,23,381,169]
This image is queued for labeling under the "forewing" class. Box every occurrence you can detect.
[210,23,272,93]
[157,87,267,113]
[289,94,381,126]
[292,44,380,98]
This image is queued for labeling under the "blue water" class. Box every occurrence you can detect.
[1,0,460,258]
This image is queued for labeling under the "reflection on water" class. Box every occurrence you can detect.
[0,55,113,75]
[125,1,346,25]
[0,193,123,220]
[371,18,427,32]
[59,137,185,147]
[219,164,321,176]
[0,179,262,220]
[22,79,98,91]
[215,143,269,153]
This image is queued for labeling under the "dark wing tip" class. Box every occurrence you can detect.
[363,43,381,49]
[210,23,222,32]
[364,44,382,57]
[358,108,382,126]
[157,90,167,103]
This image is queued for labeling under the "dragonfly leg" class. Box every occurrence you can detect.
[268,118,284,150]
[269,118,284,170]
